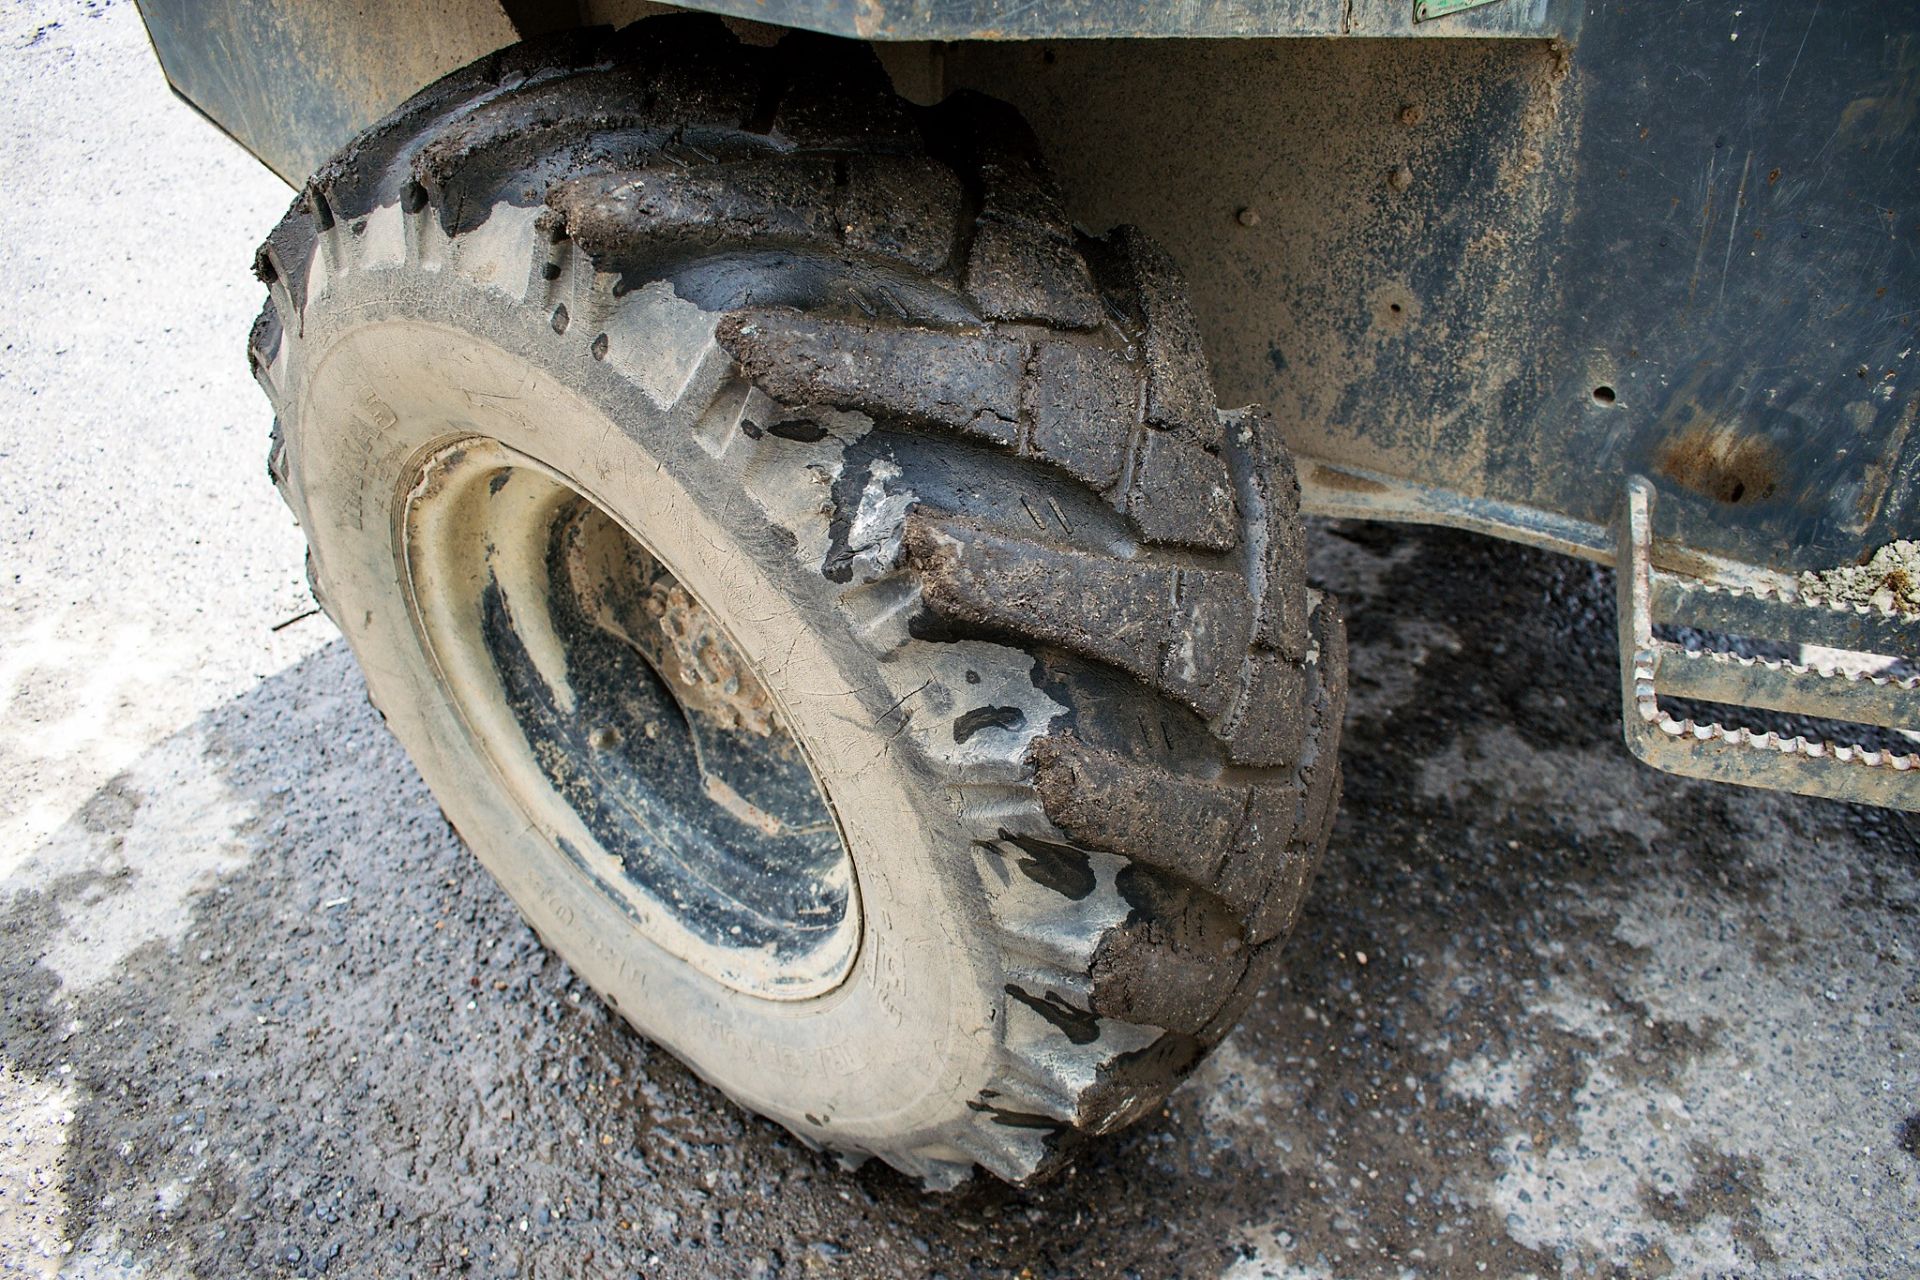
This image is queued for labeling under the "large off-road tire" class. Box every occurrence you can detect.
[251,16,1346,1187]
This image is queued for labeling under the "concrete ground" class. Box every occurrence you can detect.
[1,2,1915,1276]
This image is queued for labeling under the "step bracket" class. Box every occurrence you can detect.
[1618,477,1920,811]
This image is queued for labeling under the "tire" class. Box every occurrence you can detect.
[251,15,1347,1188]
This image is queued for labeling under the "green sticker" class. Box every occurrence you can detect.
[1415,0,1506,20]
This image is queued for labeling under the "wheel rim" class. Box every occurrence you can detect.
[400,436,860,1000]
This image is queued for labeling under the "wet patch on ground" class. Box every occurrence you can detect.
[1,525,1915,1279]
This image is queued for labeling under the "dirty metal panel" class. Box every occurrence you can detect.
[133,0,519,184]
[656,0,1572,41]
[1544,0,1920,574]
[948,0,1919,575]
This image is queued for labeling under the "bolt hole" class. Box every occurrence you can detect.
[1591,385,1617,405]
[1727,481,1746,503]
[1389,303,1403,315]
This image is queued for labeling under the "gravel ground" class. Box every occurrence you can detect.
[2,3,1917,1277]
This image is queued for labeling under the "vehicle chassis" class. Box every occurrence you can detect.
[135,0,1920,809]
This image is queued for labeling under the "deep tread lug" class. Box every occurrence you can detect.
[937,91,1103,329]
[1124,429,1238,552]
[1023,340,1133,492]
[1222,650,1311,768]
[904,512,1255,722]
[1093,225,1221,450]
[1028,734,1249,903]
[715,309,1023,443]
[1249,600,1348,940]
[1088,867,1249,1035]
[767,32,919,150]
[1243,409,1311,661]
[248,302,283,379]
[965,218,1104,330]
[547,154,961,275]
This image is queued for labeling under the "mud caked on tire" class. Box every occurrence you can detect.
[252,15,1346,1187]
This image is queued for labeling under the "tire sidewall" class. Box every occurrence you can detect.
[278,235,1002,1151]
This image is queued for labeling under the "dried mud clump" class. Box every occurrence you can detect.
[1798,540,1920,614]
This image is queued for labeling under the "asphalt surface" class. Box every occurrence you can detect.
[2,3,1916,1277]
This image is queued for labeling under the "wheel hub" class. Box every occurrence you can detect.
[400,438,860,1000]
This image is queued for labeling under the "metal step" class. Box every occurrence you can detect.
[1617,477,1920,811]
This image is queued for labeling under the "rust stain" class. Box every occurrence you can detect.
[1312,465,1390,495]
[1654,422,1781,506]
